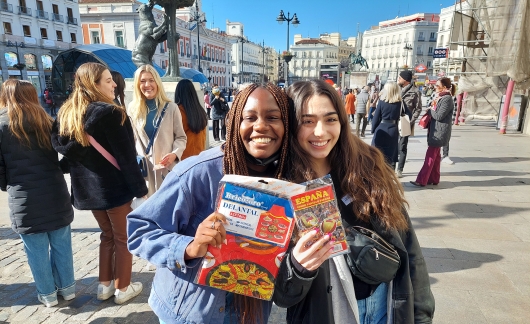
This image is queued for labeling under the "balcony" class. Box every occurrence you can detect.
[365,44,371,48]
[36,10,48,20]
[391,40,395,44]
[377,55,382,59]
[371,55,377,59]
[18,6,31,16]
[384,42,389,45]
[67,16,77,25]
[0,2,13,12]
[418,36,425,42]
[429,37,437,42]
[52,13,63,22]
[383,54,388,58]
[397,39,402,43]
[417,51,424,56]
[389,53,394,58]
[428,52,433,56]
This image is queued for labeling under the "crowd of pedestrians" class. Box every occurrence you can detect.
[0,62,437,324]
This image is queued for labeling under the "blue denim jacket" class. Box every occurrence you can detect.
[127,147,272,324]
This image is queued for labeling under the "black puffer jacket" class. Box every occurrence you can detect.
[273,213,435,324]
[0,110,73,234]
[51,102,147,210]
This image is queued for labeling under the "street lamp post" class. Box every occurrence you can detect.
[239,37,247,84]
[276,10,300,86]
[190,1,206,72]
[6,41,26,79]
[260,40,270,82]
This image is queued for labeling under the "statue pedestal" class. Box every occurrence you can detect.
[123,79,209,148]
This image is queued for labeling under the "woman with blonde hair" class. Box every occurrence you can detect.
[52,62,148,304]
[371,82,411,168]
[128,64,187,197]
[0,80,75,308]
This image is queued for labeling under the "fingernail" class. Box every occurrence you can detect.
[326,234,332,240]
[224,239,227,245]
[312,229,319,235]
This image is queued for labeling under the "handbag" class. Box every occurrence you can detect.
[138,102,169,177]
[398,101,411,137]
[418,112,431,129]
[221,100,230,112]
[344,226,401,285]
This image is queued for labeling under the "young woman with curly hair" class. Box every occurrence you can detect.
[127,83,291,324]
[273,80,434,324]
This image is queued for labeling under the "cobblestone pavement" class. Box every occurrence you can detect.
[0,226,287,323]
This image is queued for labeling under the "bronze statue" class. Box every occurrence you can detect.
[151,0,195,78]
[132,2,169,68]
[349,50,369,71]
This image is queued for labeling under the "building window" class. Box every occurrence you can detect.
[427,61,432,68]
[56,30,63,41]
[91,31,100,44]
[71,33,77,43]
[430,32,436,39]
[24,53,37,70]
[40,28,47,39]
[439,35,444,47]
[428,46,433,54]
[115,30,124,48]
[23,25,31,37]
[3,22,12,35]
[441,20,446,30]
[390,62,392,68]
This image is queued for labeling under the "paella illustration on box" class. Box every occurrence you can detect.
[194,175,305,300]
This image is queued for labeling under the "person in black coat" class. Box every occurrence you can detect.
[51,63,148,305]
[0,79,75,308]
[371,82,411,168]
[210,86,228,141]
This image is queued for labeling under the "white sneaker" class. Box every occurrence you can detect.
[97,280,116,300]
[396,170,403,178]
[38,294,58,307]
[114,282,143,305]
[442,156,454,165]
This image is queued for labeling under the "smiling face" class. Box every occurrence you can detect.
[139,71,158,100]
[239,87,285,167]
[296,94,341,174]
[96,69,117,101]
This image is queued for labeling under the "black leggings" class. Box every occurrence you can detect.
[212,119,226,140]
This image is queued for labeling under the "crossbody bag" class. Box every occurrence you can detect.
[137,102,169,177]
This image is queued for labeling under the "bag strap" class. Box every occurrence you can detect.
[88,135,121,170]
[400,101,406,116]
[145,102,169,155]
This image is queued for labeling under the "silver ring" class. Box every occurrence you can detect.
[210,221,216,229]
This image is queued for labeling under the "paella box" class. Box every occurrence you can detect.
[291,175,349,257]
[194,175,306,300]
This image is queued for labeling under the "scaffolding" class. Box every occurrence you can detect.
[447,0,528,121]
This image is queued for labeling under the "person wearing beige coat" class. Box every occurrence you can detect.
[128,65,187,197]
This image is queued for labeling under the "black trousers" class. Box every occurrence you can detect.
[212,119,226,140]
[397,135,409,172]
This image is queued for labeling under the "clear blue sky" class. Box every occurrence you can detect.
[203,0,456,51]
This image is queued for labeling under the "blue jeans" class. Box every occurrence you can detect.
[19,225,76,301]
[357,282,388,324]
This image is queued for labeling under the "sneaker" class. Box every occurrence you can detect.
[38,294,58,308]
[97,280,116,301]
[114,282,143,305]
[145,262,156,271]
[442,156,454,165]
[58,290,76,301]
[396,170,403,178]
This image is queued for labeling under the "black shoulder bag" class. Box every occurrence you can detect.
[137,102,169,177]
[344,226,401,285]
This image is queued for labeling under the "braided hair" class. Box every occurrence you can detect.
[223,83,290,179]
[222,83,290,323]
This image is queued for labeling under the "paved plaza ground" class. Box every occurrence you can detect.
[1,112,529,323]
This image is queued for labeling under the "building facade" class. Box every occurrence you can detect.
[79,0,232,87]
[362,13,439,82]
[290,33,356,81]
[0,0,82,94]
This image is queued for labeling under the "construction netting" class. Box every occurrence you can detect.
[452,0,529,121]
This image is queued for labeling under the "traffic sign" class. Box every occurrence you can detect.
[433,48,449,58]
[415,64,428,73]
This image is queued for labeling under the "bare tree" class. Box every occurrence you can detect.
[151,0,195,78]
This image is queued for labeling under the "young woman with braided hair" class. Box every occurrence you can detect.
[273,80,434,324]
[127,82,301,324]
